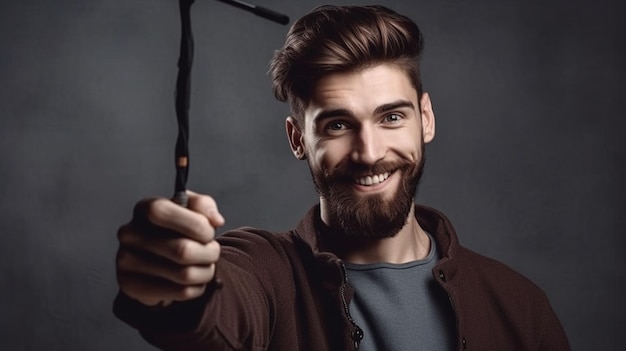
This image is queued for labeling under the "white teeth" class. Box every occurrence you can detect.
[356,172,390,186]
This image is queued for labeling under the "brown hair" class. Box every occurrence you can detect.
[269,5,425,126]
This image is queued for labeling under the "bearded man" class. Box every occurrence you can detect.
[114,5,570,350]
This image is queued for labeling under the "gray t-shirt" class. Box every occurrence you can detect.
[344,234,456,351]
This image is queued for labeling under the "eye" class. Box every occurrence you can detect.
[383,113,403,123]
[326,121,348,131]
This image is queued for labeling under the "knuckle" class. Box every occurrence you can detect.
[115,249,133,269]
[195,194,217,209]
[209,241,221,261]
[178,285,205,300]
[190,216,210,241]
[132,197,158,220]
[145,198,170,225]
[203,221,216,243]
[174,265,214,286]
[177,266,196,283]
[117,226,149,252]
[116,224,130,242]
[117,224,140,245]
[174,240,193,262]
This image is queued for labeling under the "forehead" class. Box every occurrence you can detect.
[305,64,418,120]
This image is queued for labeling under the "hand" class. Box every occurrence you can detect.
[116,191,224,306]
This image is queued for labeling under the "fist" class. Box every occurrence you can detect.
[116,191,224,306]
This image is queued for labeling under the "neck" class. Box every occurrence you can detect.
[319,203,431,264]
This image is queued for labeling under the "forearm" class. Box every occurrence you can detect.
[114,251,274,350]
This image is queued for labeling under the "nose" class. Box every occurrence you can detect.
[350,124,385,165]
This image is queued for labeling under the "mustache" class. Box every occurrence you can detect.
[325,159,416,180]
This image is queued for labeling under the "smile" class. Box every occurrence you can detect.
[354,172,390,186]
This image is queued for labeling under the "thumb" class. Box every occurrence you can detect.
[186,190,226,227]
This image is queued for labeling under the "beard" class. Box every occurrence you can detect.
[309,145,425,240]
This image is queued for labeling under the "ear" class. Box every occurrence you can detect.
[285,116,307,160]
[419,92,436,143]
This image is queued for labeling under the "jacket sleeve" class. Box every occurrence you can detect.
[113,229,291,351]
[537,296,571,351]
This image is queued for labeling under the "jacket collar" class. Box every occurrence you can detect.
[293,203,461,262]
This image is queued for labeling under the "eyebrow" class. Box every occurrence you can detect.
[313,100,416,123]
[374,100,415,114]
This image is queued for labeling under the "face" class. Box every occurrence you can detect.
[286,64,435,239]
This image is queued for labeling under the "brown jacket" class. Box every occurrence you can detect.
[114,205,571,350]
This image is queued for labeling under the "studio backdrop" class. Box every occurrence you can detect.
[0,0,624,349]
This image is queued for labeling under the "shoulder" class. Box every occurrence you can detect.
[457,246,546,297]
[216,227,302,264]
[442,246,570,349]
[443,245,555,318]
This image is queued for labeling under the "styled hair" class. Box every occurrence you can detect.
[269,5,425,125]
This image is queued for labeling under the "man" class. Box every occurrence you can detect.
[114,5,570,350]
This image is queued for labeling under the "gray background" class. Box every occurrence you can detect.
[0,0,623,349]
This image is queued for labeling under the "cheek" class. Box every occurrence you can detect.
[311,141,351,170]
[388,133,423,162]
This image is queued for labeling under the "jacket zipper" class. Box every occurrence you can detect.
[340,263,364,350]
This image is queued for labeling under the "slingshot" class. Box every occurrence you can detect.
[172,0,288,207]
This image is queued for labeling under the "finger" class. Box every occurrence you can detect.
[133,197,216,243]
[117,272,208,306]
[118,225,221,265]
[187,191,226,228]
[117,248,217,286]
